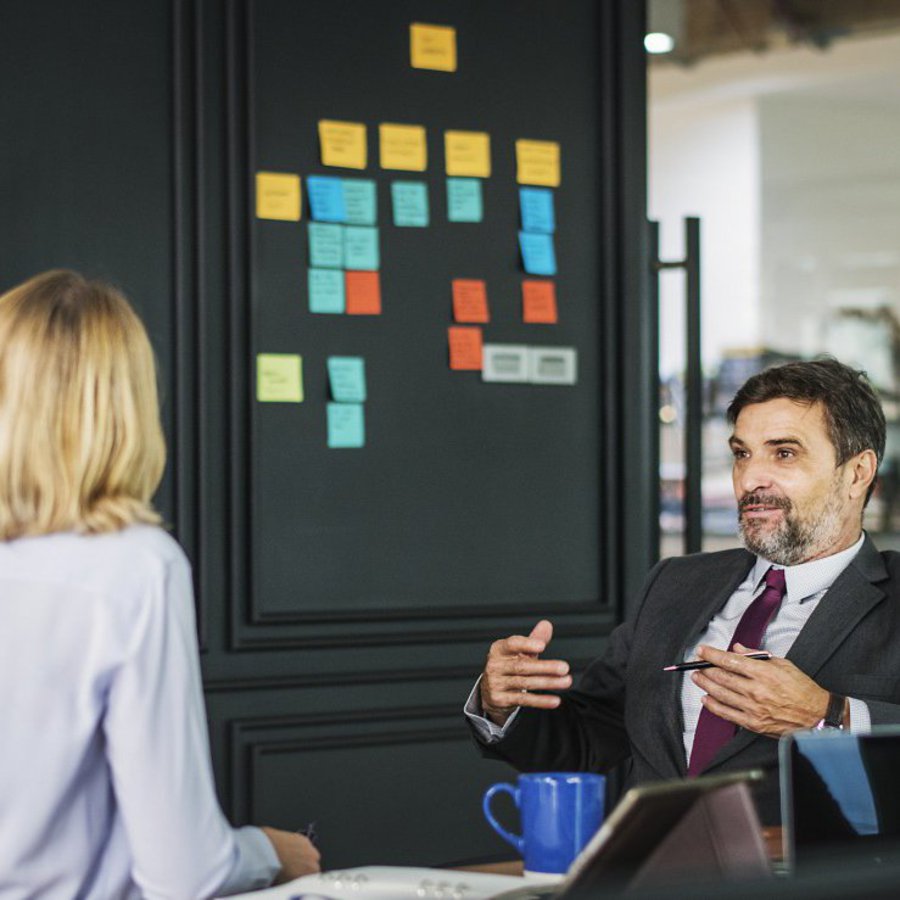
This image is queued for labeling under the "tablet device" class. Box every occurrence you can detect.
[780,726,900,872]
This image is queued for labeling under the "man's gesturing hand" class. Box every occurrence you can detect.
[479,619,573,727]
[692,642,833,738]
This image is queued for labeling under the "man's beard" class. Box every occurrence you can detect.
[737,478,846,566]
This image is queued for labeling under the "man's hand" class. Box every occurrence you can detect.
[479,620,572,727]
[260,827,321,884]
[692,642,831,738]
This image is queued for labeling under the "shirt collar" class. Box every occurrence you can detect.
[751,532,866,604]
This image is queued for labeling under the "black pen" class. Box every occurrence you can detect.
[663,650,772,672]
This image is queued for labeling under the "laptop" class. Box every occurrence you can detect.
[780,726,900,873]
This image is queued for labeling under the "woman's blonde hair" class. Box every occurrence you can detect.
[0,270,166,539]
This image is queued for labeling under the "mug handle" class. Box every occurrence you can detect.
[482,782,524,855]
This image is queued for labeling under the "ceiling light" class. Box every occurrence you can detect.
[645,32,675,54]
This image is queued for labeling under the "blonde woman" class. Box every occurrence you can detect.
[0,271,319,898]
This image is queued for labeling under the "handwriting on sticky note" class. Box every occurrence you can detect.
[318,119,367,170]
[342,178,377,225]
[391,181,430,227]
[257,354,303,402]
[448,326,483,371]
[522,280,558,324]
[256,172,301,221]
[308,223,343,268]
[306,175,347,223]
[444,131,491,178]
[379,123,428,172]
[410,22,457,72]
[452,279,489,323]
[308,268,345,314]
[327,356,367,403]
[516,139,561,187]
[327,402,365,448]
[343,225,379,271]
[446,178,483,223]
[519,187,555,234]
[345,270,382,315]
[518,231,557,276]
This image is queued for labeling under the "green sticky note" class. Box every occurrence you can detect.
[257,354,303,402]
[343,225,379,271]
[446,178,483,223]
[391,180,429,227]
[308,268,345,314]
[308,222,344,268]
[343,178,377,225]
[327,356,366,403]
[327,402,365,448]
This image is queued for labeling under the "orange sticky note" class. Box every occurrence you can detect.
[448,326,483,370]
[345,271,382,315]
[452,279,489,323]
[522,280,558,324]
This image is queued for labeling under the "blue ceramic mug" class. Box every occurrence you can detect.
[482,772,606,875]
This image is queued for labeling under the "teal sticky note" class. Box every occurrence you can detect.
[327,356,367,403]
[343,225,379,271]
[518,231,557,276]
[446,178,483,223]
[391,181,429,227]
[343,178,377,225]
[308,268,345,314]
[327,402,365,448]
[308,222,344,268]
[307,175,346,222]
[519,187,555,233]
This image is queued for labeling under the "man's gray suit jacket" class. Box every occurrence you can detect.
[473,536,900,824]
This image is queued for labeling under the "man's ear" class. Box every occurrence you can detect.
[847,449,878,501]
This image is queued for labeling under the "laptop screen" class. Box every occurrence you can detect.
[781,728,900,870]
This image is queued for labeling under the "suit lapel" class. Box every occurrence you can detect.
[641,551,754,777]
[707,536,888,772]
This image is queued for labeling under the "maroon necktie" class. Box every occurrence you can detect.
[686,566,786,777]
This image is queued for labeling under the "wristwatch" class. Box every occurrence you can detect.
[815,692,847,730]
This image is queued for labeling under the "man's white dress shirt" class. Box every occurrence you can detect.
[0,526,278,899]
[467,535,870,761]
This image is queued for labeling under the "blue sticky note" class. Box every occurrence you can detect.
[446,178,483,223]
[343,225,379,271]
[308,222,343,268]
[327,356,367,403]
[391,181,429,227]
[308,268,345,314]
[519,187,555,234]
[327,402,365,448]
[307,175,346,222]
[518,231,557,277]
[342,178,377,225]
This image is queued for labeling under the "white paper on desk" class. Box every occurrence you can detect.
[528,347,577,385]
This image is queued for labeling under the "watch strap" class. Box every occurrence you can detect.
[824,692,846,729]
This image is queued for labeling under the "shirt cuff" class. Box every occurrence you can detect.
[215,826,281,896]
[464,676,520,743]
[847,697,871,733]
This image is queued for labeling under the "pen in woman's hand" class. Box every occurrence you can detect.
[297,822,318,846]
[662,650,772,672]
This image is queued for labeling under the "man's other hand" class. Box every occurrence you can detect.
[260,827,321,884]
[692,642,832,737]
[479,620,573,727]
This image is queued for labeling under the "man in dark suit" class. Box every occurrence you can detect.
[467,358,900,824]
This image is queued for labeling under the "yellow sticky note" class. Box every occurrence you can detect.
[318,120,367,170]
[410,22,457,72]
[444,130,491,178]
[257,354,303,403]
[255,172,301,221]
[516,139,561,187]
[379,123,427,172]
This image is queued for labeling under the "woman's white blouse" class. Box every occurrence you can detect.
[0,525,278,899]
